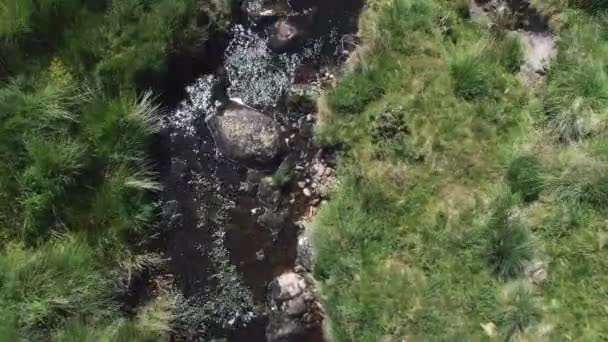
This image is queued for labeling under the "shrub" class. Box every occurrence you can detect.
[85,166,158,242]
[498,283,542,340]
[487,197,534,280]
[51,296,174,342]
[327,64,385,115]
[0,237,111,339]
[495,34,525,73]
[379,0,437,52]
[507,156,544,202]
[544,62,608,142]
[450,54,503,100]
[19,137,88,243]
[573,0,608,13]
[580,174,608,210]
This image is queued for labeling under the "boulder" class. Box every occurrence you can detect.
[208,102,283,166]
[266,272,316,342]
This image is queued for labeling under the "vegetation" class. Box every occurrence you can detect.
[0,0,230,339]
[314,0,608,340]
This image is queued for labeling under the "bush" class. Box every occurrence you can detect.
[573,0,608,13]
[0,237,112,339]
[379,0,438,53]
[494,34,525,73]
[450,54,503,100]
[544,62,608,142]
[327,64,385,115]
[580,174,608,210]
[52,295,174,342]
[487,197,534,280]
[498,283,542,340]
[507,156,544,202]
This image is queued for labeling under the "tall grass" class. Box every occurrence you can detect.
[0,237,112,339]
[486,197,534,281]
[450,53,505,101]
[507,156,544,202]
[498,283,542,340]
[51,295,174,342]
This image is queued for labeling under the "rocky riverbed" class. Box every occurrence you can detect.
[148,0,364,340]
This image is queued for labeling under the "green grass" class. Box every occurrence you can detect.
[314,0,608,340]
[0,237,112,340]
[486,196,534,280]
[507,156,544,202]
[0,0,231,339]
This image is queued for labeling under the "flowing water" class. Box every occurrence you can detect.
[151,1,363,340]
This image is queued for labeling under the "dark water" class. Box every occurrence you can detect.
[152,1,363,340]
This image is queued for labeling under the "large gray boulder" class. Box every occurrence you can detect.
[209,102,283,166]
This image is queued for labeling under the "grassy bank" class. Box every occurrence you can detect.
[313,0,608,340]
[0,0,229,339]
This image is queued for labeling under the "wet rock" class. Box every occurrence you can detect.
[288,0,315,11]
[267,15,313,53]
[257,209,289,239]
[243,0,289,26]
[208,102,284,166]
[258,177,283,208]
[297,236,313,271]
[266,272,320,342]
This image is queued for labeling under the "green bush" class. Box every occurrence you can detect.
[498,283,542,340]
[494,34,525,73]
[580,174,608,209]
[327,64,385,116]
[507,156,544,202]
[379,0,438,53]
[487,197,534,281]
[450,54,503,100]
[545,62,608,142]
[0,237,112,339]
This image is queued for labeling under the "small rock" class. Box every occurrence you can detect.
[526,260,548,286]
[303,188,312,197]
[297,181,306,189]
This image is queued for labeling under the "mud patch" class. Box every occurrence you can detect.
[470,0,557,86]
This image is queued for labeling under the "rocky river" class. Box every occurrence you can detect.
[147,1,364,341]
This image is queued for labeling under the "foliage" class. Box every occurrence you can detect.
[486,197,534,280]
[0,0,229,338]
[507,156,544,202]
[327,62,386,116]
[498,283,543,340]
[450,53,504,100]
[0,237,112,339]
[313,0,608,340]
